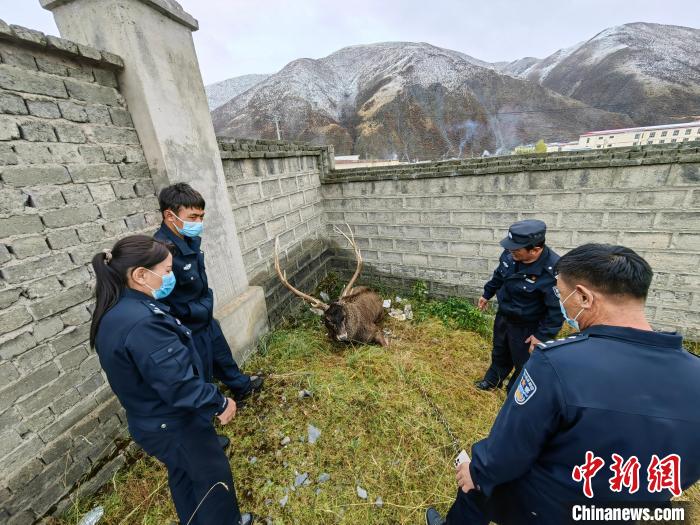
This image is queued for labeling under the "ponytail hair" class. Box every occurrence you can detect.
[90,235,172,348]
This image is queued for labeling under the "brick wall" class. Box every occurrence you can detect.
[219,138,333,323]
[0,23,158,524]
[322,143,700,339]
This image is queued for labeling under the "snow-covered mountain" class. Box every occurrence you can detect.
[205,74,270,110]
[496,23,700,125]
[212,42,631,159]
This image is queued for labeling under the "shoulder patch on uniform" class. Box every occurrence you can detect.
[537,333,588,351]
[514,369,537,405]
[143,301,166,315]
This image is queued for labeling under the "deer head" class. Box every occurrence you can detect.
[274,224,363,341]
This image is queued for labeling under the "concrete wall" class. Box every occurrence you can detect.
[322,143,700,338]
[0,24,157,524]
[220,138,334,323]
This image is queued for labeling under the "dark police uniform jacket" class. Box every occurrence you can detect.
[154,224,213,334]
[482,247,562,341]
[469,325,700,523]
[94,288,227,433]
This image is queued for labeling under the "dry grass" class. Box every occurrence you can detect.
[54,308,700,524]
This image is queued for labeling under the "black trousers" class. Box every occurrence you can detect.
[482,314,538,392]
[446,487,536,525]
[193,319,251,397]
[133,416,241,525]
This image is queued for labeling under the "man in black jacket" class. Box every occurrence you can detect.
[154,184,263,432]
[475,219,563,392]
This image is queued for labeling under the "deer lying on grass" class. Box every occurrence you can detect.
[274,225,388,347]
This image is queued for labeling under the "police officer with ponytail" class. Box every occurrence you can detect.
[90,235,255,525]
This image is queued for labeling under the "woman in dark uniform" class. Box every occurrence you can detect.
[89,235,254,525]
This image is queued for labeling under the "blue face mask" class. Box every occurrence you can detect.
[146,269,176,300]
[559,289,583,331]
[172,213,204,238]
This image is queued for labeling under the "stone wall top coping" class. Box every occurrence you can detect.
[0,18,125,69]
[323,142,700,184]
[40,0,198,31]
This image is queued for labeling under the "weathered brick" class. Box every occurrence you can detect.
[118,162,150,179]
[69,162,120,182]
[0,46,37,70]
[2,165,71,187]
[24,276,63,299]
[25,187,65,208]
[0,116,20,140]
[61,304,90,326]
[33,316,64,342]
[0,143,18,165]
[10,24,46,46]
[48,143,81,163]
[18,119,56,142]
[0,242,11,264]
[0,65,67,98]
[133,179,155,197]
[58,266,91,288]
[31,284,92,321]
[109,107,132,127]
[41,204,99,228]
[110,180,135,199]
[54,122,86,143]
[8,236,49,259]
[124,213,147,231]
[0,331,36,361]
[18,369,82,416]
[88,182,118,202]
[0,214,43,237]
[0,188,25,214]
[0,363,60,413]
[15,344,53,374]
[0,306,32,336]
[76,145,105,164]
[0,92,27,115]
[99,196,157,219]
[76,224,104,243]
[0,362,20,390]
[0,253,71,284]
[0,287,21,309]
[34,56,68,77]
[61,184,92,204]
[26,99,60,119]
[64,78,120,106]
[13,142,52,164]
[85,104,111,124]
[57,100,88,122]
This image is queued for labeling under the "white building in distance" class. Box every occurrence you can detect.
[578,121,700,149]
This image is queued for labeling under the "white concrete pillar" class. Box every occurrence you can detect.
[41,0,268,358]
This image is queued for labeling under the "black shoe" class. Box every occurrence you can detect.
[474,379,497,391]
[240,513,256,525]
[236,375,264,401]
[218,434,230,450]
[425,507,446,525]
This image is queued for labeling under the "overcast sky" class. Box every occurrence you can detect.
[2,0,698,85]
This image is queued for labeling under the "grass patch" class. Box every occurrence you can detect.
[53,298,699,524]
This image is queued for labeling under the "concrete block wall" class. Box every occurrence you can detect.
[0,24,158,523]
[321,143,700,339]
[219,138,334,323]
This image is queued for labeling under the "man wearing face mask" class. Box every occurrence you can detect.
[155,184,263,449]
[426,243,700,525]
[475,219,563,392]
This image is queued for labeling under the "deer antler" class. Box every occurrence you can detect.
[274,238,329,310]
[334,223,363,299]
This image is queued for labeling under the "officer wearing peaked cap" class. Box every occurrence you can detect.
[89,235,255,525]
[426,243,700,525]
[475,219,564,392]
